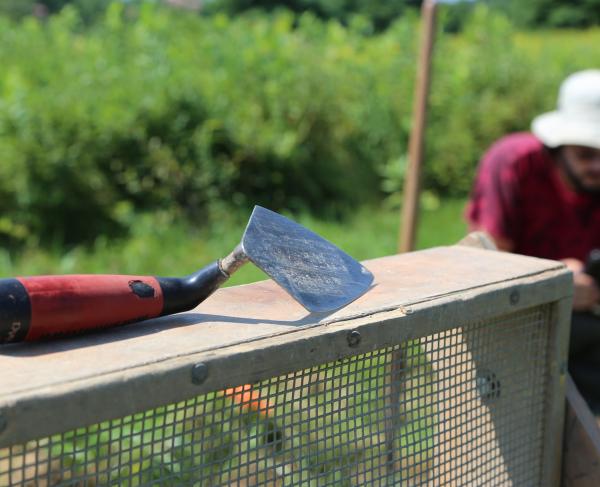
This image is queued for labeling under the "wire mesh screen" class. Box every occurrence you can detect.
[1,305,551,486]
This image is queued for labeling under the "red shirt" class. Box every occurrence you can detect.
[466,132,600,262]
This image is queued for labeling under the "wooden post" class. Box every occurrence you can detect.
[399,0,438,253]
[391,4,438,474]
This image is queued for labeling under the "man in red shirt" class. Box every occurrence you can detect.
[467,70,600,408]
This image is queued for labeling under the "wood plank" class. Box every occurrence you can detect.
[562,374,600,486]
[0,247,563,399]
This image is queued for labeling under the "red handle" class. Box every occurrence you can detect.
[19,275,164,341]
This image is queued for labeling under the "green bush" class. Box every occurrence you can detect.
[424,11,600,195]
[0,5,408,245]
[0,4,599,246]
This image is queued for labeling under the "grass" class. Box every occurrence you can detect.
[0,199,468,286]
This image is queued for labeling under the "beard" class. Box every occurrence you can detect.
[558,153,600,197]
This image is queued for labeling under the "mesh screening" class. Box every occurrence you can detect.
[0,306,551,486]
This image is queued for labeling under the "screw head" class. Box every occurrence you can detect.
[347,330,361,348]
[510,289,520,305]
[191,363,209,385]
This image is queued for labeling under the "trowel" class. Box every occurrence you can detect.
[0,206,374,343]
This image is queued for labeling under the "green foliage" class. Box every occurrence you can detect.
[0,0,36,19]
[0,0,109,23]
[485,0,600,28]
[386,5,600,197]
[3,0,600,30]
[205,0,420,31]
[1,4,599,246]
[206,0,600,30]
[0,6,406,245]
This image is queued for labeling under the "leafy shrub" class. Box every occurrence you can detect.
[205,0,421,31]
[0,4,599,246]
[424,8,600,195]
[0,6,408,244]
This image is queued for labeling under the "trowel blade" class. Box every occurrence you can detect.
[241,206,374,313]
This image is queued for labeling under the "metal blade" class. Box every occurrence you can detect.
[241,206,374,313]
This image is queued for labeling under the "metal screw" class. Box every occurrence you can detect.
[403,307,414,315]
[0,413,7,434]
[347,330,361,348]
[509,289,520,305]
[191,363,209,385]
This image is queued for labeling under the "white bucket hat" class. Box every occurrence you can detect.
[532,69,600,150]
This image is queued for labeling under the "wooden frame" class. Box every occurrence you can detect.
[0,245,573,484]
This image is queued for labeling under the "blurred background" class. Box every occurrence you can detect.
[0,0,598,284]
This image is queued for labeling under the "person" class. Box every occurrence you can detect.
[466,69,600,410]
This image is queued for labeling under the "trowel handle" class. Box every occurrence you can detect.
[0,262,228,343]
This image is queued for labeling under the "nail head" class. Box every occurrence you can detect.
[191,363,209,385]
[347,330,361,348]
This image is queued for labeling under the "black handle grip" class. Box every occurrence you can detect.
[157,261,229,315]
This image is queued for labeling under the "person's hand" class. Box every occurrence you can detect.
[562,258,600,311]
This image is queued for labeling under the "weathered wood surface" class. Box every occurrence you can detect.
[0,246,570,447]
[562,374,600,486]
[0,247,563,399]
